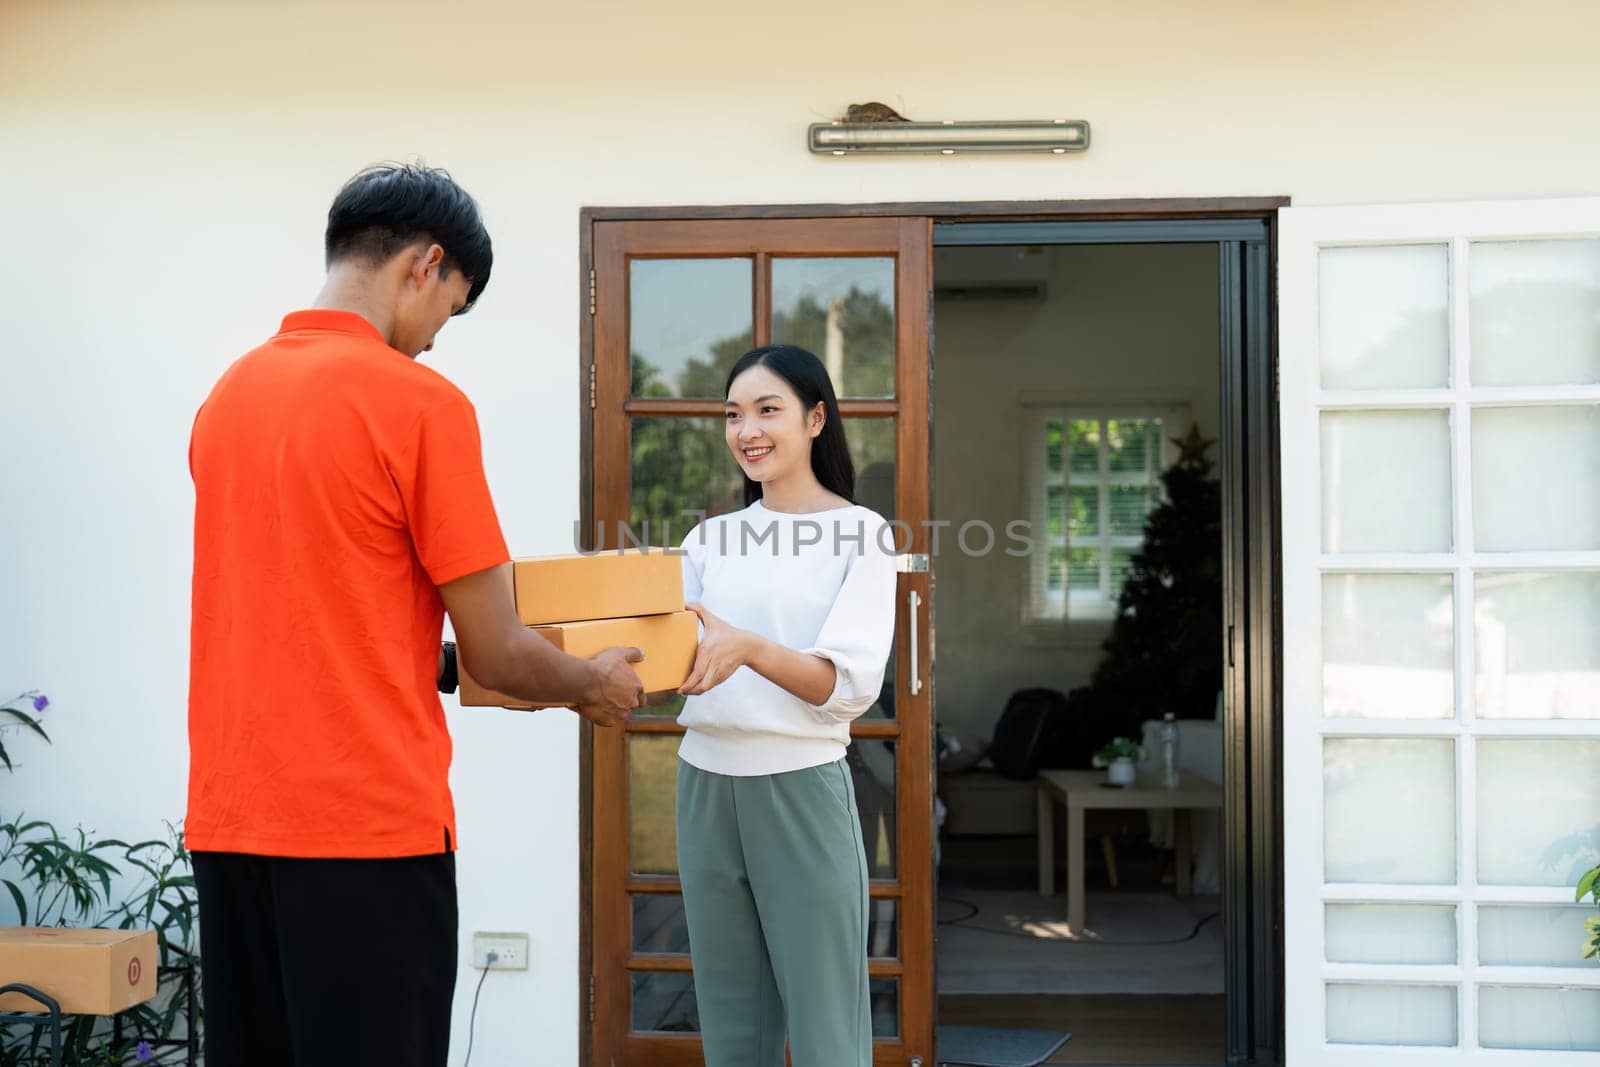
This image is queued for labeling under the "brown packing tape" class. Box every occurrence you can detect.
[458,610,700,709]
[511,549,685,626]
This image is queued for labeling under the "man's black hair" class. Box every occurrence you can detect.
[325,162,493,313]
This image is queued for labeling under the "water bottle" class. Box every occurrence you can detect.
[1158,712,1180,789]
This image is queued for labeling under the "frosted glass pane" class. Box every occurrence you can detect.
[1322,574,1454,719]
[1320,244,1450,389]
[1324,739,1455,884]
[1475,571,1600,719]
[1477,739,1600,886]
[1326,984,1457,1046]
[1325,904,1456,964]
[1471,406,1600,551]
[1480,987,1600,1051]
[1470,239,1600,387]
[1478,906,1596,968]
[1321,412,1452,553]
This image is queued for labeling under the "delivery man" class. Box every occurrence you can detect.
[185,162,644,1067]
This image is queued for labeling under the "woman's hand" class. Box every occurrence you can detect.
[678,603,757,696]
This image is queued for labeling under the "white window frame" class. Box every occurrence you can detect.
[1020,397,1190,639]
[1280,197,1600,1067]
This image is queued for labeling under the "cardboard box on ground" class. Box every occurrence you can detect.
[0,927,158,1015]
[459,549,697,708]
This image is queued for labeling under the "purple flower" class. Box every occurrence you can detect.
[135,1041,153,1063]
[31,694,49,713]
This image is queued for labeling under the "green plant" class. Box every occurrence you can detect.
[1085,428,1222,742]
[0,690,199,1065]
[0,691,50,773]
[1091,737,1146,767]
[1578,864,1600,963]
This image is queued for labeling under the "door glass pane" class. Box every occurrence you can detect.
[846,416,899,721]
[1319,244,1450,390]
[1324,738,1456,884]
[870,977,899,1038]
[630,971,698,1033]
[630,734,680,876]
[1324,904,1457,964]
[1479,986,1600,1051]
[1326,983,1457,1046]
[632,894,690,954]
[636,691,686,720]
[867,898,899,958]
[1475,570,1600,719]
[1478,906,1596,968]
[1322,573,1454,719]
[850,740,897,878]
[1470,238,1600,387]
[1321,411,1452,553]
[630,416,745,544]
[1477,739,1600,886]
[1471,405,1600,551]
[845,418,896,521]
[630,258,752,398]
[771,257,895,398]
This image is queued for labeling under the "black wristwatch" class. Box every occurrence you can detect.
[438,641,459,695]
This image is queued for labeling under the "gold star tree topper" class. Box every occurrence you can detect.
[1171,424,1215,466]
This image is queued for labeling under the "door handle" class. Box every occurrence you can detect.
[908,589,923,697]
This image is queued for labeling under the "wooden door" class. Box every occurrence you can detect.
[585,216,935,1066]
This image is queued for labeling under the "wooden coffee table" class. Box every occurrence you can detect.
[1036,769,1224,932]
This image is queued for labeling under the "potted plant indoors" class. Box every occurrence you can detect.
[1092,737,1146,786]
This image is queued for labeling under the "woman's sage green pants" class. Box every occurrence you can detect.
[675,757,872,1067]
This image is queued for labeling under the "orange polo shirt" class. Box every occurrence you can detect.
[186,309,510,858]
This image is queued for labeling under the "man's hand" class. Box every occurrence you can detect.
[576,646,647,727]
[441,565,646,714]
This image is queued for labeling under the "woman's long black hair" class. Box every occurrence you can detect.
[726,345,855,508]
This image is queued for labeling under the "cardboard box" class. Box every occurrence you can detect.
[511,550,684,626]
[0,927,158,1015]
[459,610,700,709]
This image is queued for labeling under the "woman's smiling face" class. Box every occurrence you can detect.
[724,364,823,487]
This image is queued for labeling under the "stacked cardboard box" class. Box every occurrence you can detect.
[458,548,697,708]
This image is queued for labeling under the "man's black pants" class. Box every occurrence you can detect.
[192,849,457,1067]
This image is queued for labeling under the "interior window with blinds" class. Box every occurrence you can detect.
[1026,407,1182,624]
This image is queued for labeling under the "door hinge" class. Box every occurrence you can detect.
[588,267,597,316]
[896,553,930,574]
[589,362,597,409]
[588,974,595,1022]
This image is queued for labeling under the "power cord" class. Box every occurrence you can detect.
[463,950,497,1067]
[939,895,1221,946]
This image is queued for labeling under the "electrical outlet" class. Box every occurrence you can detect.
[472,931,529,970]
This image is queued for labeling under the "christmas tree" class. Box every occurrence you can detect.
[1086,425,1223,740]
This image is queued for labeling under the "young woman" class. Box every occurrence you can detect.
[674,344,898,1067]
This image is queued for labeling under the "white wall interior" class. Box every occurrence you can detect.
[932,243,1220,739]
[2,2,1598,1063]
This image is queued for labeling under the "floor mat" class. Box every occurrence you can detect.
[938,1025,1071,1066]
